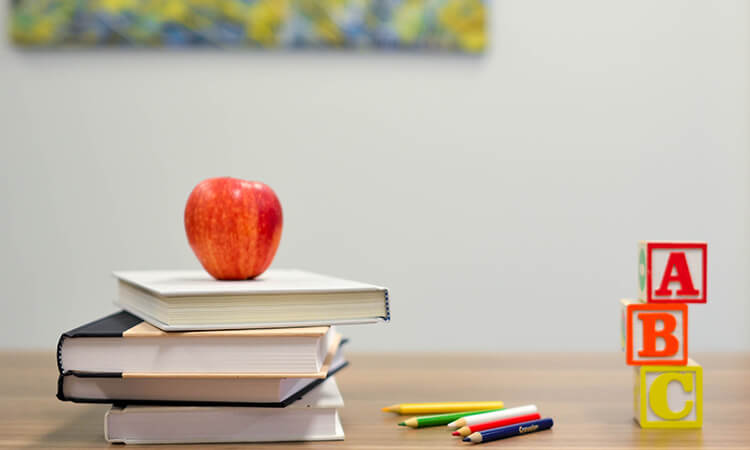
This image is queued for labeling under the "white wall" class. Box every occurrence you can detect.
[1,0,748,351]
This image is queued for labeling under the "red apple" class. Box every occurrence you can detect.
[184,177,283,280]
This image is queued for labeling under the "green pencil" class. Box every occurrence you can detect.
[398,408,504,428]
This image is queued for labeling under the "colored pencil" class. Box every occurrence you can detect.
[447,404,537,428]
[398,408,504,428]
[452,412,541,437]
[463,417,554,444]
[382,401,504,415]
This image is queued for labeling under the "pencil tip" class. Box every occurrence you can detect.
[398,422,405,426]
[462,437,471,442]
[452,431,459,436]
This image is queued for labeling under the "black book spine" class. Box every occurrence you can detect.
[384,289,391,321]
[56,311,143,374]
[56,334,65,374]
[57,371,123,402]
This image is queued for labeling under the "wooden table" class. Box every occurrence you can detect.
[1,352,748,449]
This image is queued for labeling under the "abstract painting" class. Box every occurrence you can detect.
[10,0,487,53]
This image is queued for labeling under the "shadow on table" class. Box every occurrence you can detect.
[630,426,704,448]
[26,406,107,449]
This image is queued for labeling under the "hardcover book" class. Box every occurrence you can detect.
[58,311,341,377]
[104,377,346,444]
[57,345,348,407]
[113,269,390,331]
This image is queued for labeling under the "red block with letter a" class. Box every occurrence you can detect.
[638,241,706,304]
[626,303,688,365]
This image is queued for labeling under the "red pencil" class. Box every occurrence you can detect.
[452,413,542,437]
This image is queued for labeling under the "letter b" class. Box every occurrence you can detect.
[626,303,687,365]
[637,312,679,358]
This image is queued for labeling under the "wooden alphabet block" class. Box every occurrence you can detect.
[633,359,703,428]
[620,299,643,351]
[625,302,687,365]
[638,241,707,303]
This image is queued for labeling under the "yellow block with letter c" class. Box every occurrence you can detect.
[634,359,703,428]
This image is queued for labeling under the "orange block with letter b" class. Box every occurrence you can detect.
[625,303,687,365]
[633,358,703,428]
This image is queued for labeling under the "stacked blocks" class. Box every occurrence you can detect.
[622,241,707,429]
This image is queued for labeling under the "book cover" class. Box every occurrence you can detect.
[114,269,390,331]
[58,311,340,377]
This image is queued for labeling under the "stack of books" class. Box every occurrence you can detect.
[56,269,390,444]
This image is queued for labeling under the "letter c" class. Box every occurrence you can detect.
[648,372,694,420]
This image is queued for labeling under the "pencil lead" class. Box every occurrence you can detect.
[451,431,459,436]
[398,422,405,426]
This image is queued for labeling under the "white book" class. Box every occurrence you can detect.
[58,311,341,376]
[59,350,348,406]
[105,377,345,444]
[114,269,390,331]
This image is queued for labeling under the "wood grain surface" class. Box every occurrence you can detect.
[1,352,748,449]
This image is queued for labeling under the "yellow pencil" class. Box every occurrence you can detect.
[382,401,504,415]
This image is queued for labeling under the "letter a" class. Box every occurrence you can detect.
[655,252,699,297]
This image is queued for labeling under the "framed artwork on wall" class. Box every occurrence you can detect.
[10,0,486,53]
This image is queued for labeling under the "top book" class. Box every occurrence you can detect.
[114,269,390,331]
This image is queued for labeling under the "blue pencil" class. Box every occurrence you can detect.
[463,417,553,444]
